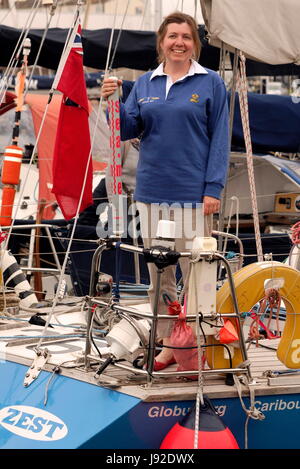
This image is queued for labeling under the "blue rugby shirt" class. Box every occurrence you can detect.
[120,65,229,206]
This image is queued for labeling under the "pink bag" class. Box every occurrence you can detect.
[169,299,201,372]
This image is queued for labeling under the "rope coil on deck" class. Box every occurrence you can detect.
[291,221,300,245]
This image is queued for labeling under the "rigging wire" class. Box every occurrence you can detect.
[194,0,198,20]
[0,8,79,323]
[33,0,124,340]
[0,2,15,24]
[24,1,59,98]
[218,49,239,248]
[55,0,64,28]
[221,196,240,256]
[0,0,43,107]
[102,0,120,77]
[32,5,92,339]
[3,4,80,251]
[140,0,149,30]
[108,0,131,72]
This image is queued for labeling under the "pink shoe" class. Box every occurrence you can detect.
[153,357,176,371]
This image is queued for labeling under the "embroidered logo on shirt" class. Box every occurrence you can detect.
[138,97,160,104]
[190,94,200,103]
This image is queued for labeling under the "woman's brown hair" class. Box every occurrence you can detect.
[156,11,201,64]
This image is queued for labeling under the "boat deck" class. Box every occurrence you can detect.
[1,299,299,403]
[2,329,299,402]
[98,339,299,402]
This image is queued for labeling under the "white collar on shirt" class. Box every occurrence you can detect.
[150,59,208,81]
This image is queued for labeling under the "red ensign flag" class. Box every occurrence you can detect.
[52,19,93,220]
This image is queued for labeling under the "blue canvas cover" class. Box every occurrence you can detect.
[231,92,300,154]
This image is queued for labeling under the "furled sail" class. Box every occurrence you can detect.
[201,0,300,65]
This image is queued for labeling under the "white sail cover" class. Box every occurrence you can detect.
[200,0,300,65]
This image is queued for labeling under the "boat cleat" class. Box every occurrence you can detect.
[94,373,122,388]
[23,347,50,387]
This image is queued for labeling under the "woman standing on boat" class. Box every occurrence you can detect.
[101,11,229,370]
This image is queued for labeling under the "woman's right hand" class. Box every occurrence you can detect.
[101,77,123,99]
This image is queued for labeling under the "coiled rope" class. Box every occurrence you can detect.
[291,221,300,245]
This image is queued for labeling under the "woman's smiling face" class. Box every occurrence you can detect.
[159,22,195,66]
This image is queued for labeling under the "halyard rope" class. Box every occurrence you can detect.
[237,51,263,262]
[177,255,205,449]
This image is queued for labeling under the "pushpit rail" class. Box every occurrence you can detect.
[84,239,252,383]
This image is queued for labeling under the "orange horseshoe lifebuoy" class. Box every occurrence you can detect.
[206,262,300,369]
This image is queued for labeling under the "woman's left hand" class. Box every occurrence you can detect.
[203,196,220,215]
